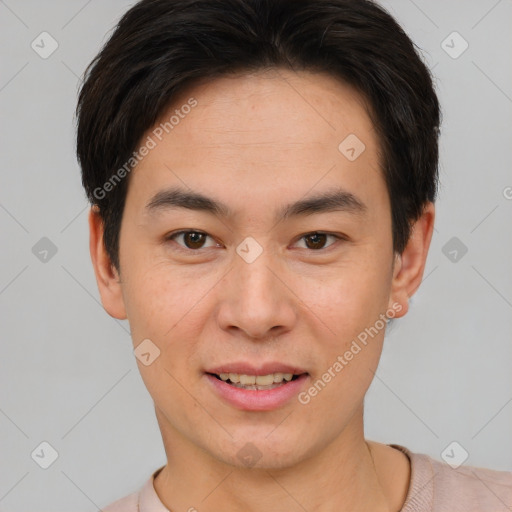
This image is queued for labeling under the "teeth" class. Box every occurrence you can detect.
[255,374,274,386]
[216,372,298,385]
[239,374,256,385]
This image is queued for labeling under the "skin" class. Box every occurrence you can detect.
[89,68,434,511]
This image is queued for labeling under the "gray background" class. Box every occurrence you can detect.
[0,0,511,509]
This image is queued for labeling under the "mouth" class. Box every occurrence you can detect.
[204,365,309,411]
[207,372,303,391]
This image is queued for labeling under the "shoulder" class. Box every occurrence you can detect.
[391,444,512,512]
[101,466,167,511]
[102,490,139,512]
[428,455,512,511]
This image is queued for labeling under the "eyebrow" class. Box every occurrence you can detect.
[145,185,367,222]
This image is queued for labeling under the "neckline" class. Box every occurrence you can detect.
[388,444,434,511]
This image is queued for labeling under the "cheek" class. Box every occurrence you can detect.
[298,265,390,416]
[302,252,392,338]
[121,259,202,338]
[121,262,212,385]
[122,267,204,405]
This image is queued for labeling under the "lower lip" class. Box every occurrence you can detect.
[205,373,309,411]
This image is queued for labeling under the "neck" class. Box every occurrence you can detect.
[153,407,398,512]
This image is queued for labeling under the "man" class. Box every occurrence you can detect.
[75,0,512,510]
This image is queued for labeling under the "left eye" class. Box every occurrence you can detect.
[166,230,219,250]
[294,232,340,250]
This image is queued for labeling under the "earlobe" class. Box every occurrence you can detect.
[388,202,435,318]
[88,207,127,320]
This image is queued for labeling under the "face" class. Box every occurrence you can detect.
[90,68,433,470]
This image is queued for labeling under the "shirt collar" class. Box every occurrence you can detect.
[138,465,169,511]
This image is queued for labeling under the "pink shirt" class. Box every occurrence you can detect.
[103,444,512,511]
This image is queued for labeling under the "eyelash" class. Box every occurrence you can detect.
[165,230,346,253]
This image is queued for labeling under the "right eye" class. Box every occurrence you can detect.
[165,230,222,252]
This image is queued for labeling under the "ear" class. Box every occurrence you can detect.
[388,202,435,318]
[88,206,127,320]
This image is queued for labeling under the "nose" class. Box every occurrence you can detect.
[215,243,297,341]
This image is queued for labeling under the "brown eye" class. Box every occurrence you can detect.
[182,232,206,249]
[295,232,342,251]
[304,233,328,250]
[167,230,217,251]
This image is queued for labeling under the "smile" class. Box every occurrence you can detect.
[210,372,301,390]
[205,368,309,411]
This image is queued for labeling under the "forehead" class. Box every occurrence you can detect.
[162,68,376,149]
[126,68,385,219]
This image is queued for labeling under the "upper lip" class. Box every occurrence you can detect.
[206,362,308,376]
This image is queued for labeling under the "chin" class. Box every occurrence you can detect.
[209,429,314,471]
